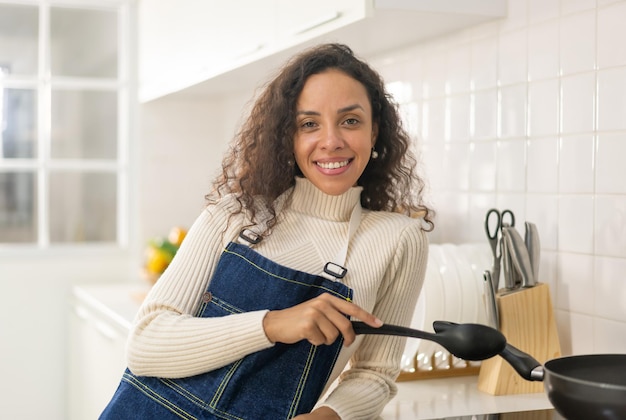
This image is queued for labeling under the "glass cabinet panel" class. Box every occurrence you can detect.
[0,4,38,76]
[50,7,118,78]
[51,89,117,159]
[1,88,38,159]
[49,171,117,243]
[0,171,37,243]
[0,0,130,248]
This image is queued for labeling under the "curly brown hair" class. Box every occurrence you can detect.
[208,43,434,234]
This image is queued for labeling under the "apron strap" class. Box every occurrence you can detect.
[237,200,363,282]
[321,203,362,281]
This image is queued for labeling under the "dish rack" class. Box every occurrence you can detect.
[397,243,492,381]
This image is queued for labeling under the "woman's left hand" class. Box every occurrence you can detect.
[293,406,340,419]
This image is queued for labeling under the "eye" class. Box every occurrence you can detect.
[343,117,360,126]
[299,120,318,129]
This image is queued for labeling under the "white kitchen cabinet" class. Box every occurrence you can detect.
[67,284,145,420]
[138,0,506,102]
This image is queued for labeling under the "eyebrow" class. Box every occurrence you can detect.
[296,104,366,116]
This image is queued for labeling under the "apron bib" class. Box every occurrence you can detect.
[100,242,354,419]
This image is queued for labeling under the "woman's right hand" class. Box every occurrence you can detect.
[262,293,382,347]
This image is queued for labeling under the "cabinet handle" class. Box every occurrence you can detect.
[292,11,341,35]
[95,320,119,341]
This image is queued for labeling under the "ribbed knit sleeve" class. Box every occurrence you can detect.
[126,198,274,378]
[320,219,429,419]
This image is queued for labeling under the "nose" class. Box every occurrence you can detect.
[320,125,345,150]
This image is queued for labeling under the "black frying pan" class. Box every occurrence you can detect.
[433,321,626,420]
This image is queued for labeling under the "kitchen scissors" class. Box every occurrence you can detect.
[484,208,515,291]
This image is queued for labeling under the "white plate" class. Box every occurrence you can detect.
[431,245,462,323]
[443,244,479,324]
[400,289,426,371]
[415,246,446,370]
[459,243,493,326]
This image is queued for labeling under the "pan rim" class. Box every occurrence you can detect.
[545,353,626,391]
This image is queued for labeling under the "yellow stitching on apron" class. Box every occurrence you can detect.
[122,373,197,420]
[159,378,246,420]
[210,296,242,314]
[224,248,351,301]
[210,358,244,408]
[288,344,317,418]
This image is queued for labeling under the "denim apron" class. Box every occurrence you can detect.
[101,205,361,419]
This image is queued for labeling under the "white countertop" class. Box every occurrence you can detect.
[381,376,553,419]
[73,283,554,419]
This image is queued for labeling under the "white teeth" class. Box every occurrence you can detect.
[317,160,349,169]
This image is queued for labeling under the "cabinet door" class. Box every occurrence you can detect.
[139,0,277,100]
[273,0,366,41]
[68,305,128,420]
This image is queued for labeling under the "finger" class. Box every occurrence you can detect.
[319,294,383,327]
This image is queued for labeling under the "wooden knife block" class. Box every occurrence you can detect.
[478,283,561,395]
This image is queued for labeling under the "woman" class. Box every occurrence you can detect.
[102,43,433,419]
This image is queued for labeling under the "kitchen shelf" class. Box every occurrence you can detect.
[139,0,506,102]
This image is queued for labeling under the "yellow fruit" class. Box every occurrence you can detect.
[168,226,187,247]
[144,246,173,274]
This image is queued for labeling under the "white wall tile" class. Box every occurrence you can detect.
[595,256,626,321]
[420,142,444,192]
[558,195,594,254]
[399,101,420,141]
[442,143,470,190]
[597,67,626,131]
[422,50,447,98]
[597,1,626,69]
[467,193,497,241]
[496,193,526,222]
[448,94,471,141]
[596,132,626,194]
[556,252,594,313]
[498,29,528,86]
[447,47,471,94]
[528,0,559,23]
[561,72,595,134]
[471,37,498,90]
[595,195,626,258]
[422,97,446,142]
[527,137,559,193]
[597,0,625,6]
[526,194,559,250]
[431,192,470,243]
[559,11,596,75]
[593,317,626,353]
[496,139,526,192]
[559,134,594,194]
[469,141,497,191]
[529,79,559,137]
[471,89,498,139]
[556,311,594,355]
[528,21,559,81]
[499,84,528,138]
[500,0,529,31]
[372,0,626,353]
[561,0,597,15]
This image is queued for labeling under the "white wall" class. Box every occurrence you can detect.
[137,92,251,243]
[368,0,626,355]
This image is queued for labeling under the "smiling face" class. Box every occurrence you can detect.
[293,69,377,196]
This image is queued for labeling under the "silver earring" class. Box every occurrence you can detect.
[371,149,379,159]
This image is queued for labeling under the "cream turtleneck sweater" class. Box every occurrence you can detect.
[126,177,428,419]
